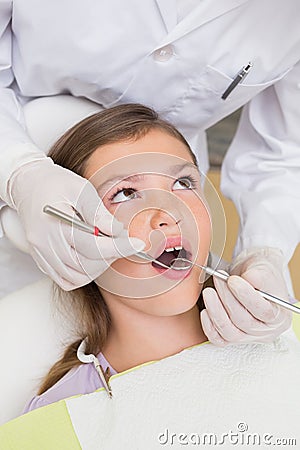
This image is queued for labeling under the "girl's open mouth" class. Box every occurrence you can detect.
[151,239,193,280]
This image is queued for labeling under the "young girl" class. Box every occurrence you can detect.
[23,103,289,413]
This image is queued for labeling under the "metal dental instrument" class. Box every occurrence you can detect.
[43,204,166,264]
[77,338,113,398]
[169,257,300,314]
[43,205,300,314]
[43,205,113,237]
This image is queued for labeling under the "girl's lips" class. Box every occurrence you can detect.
[152,263,192,280]
[151,236,193,260]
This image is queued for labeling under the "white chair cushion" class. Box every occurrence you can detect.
[0,278,75,425]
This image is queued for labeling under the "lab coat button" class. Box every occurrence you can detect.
[153,45,174,62]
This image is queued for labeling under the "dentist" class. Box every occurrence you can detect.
[0,0,299,345]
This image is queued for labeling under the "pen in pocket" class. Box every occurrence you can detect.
[221,62,253,100]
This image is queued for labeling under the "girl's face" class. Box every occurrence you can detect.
[83,129,211,316]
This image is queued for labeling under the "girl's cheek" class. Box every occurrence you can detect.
[101,197,113,211]
[111,200,151,233]
[127,215,151,247]
[102,198,151,245]
[102,198,120,217]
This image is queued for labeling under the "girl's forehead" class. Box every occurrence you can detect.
[83,129,195,178]
[87,152,200,190]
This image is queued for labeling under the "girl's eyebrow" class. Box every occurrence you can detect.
[96,162,199,193]
[96,174,146,193]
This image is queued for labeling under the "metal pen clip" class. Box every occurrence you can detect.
[221,62,253,100]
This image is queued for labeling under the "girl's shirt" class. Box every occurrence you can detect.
[23,352,117,413]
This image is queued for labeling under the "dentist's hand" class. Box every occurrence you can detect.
[8,158,145,290]
[200,247,292,346]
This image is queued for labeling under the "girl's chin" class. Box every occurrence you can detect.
[95,262,202,302]
[119,297,201,318]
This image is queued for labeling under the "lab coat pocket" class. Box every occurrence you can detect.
[201,64,293,104]
[179,64,294,128]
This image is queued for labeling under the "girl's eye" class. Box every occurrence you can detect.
[110,188,137,204]
[173,176,196,190]
[109,175,197,203]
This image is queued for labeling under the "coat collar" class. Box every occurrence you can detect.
[155,0,250,47]
[155,0,177,33]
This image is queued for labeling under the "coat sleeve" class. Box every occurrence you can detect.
[0,1,46,215]
[220,60,300,263]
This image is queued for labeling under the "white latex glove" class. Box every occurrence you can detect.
[8,158,145,290]
[200,247,292,346]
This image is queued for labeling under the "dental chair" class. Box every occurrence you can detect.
[1,96,300,428]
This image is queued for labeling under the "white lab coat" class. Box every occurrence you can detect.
[0,0,300,294]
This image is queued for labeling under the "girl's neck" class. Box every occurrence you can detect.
[101,301,207,374]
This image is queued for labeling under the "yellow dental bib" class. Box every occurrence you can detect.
[1,337,300,450]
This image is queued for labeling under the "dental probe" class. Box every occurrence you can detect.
[43,205,113,237]
[43,205,300,314]
[169,258,300,315]
[43,204,161,263]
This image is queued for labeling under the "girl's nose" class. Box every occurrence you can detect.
[150,209,181,230]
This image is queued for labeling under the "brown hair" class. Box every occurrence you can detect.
[38,103,207,395]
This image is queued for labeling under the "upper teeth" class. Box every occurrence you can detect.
[165,246,182,252]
